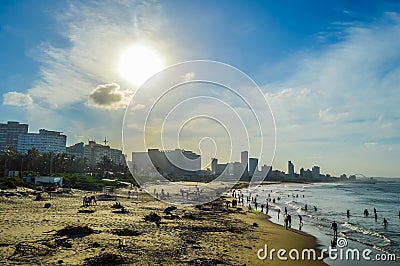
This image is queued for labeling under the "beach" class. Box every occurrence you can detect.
[0,187,326,265]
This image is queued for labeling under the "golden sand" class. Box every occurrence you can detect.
[0,188,326,265]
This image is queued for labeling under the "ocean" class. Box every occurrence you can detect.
[239,180,400,265]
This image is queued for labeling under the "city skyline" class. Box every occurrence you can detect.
[0,119,383,179]
[1,1,400,177]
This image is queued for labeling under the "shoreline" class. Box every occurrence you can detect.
[0,187,326,265]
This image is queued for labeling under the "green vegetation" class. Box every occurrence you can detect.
[0,176,33,189]
[0,147,136,191]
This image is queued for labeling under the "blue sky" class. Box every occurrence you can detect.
[1,1,400,177]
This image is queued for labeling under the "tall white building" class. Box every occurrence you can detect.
[17,129,66,154]
[83,140,125,169]
[110,148,126,165]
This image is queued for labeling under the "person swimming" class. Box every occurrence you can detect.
[383,218,388,228]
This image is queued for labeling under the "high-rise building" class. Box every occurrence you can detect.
[249,157,258,177]
[0,121,28,150]
[147,149,201,179]
[110,148,126,165]
[312,166,320,179]
[17,129,66,154]
[216,163,227,175]
[241,151,248,178]
[288,160,294,177]
[66,142,85,157]
[132,151,156,176]
[228,161,243,178]
[211,158,218,174]
[83,140,125,169]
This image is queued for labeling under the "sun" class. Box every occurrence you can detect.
[118,45,162,87]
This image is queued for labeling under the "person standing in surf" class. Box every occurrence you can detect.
[332,221,338,239]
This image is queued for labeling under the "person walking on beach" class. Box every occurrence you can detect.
[287,214,292,228]
[298,215,303,230]
[83,195,87,206]
[374,212,378,221]
[332,221,338,239]
[284,215,288,229]
[347,209,350,218]
[128,191,131,199]
[383,218,388,228]
[305,204,308,211]
[278,209,281,220]
[284,206,287,215]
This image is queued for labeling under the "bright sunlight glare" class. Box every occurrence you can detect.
[118,45,162,87]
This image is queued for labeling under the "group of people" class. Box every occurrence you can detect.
[153,188,170,200]
[358,208,390,227]
[82,195,96,206]
[284,213,292,229]
[230,188,396,236]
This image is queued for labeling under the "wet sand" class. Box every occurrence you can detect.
[0,188,326,265]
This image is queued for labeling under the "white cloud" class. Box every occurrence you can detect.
[183,72,195,81]
[87,83,132,110]
[19,1,170,109]
[318,107,349,122]
[2,92,33,106]
[0,1,177,152]
[131,104,146,111]
[266,88,293,99]
[300,88,311,95]
[261,13,400,175]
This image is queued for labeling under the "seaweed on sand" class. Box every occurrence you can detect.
[84,252,129,265]
[110,228,142,236]
[55,225,97,237]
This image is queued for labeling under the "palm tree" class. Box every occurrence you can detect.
[97,156,113,172]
